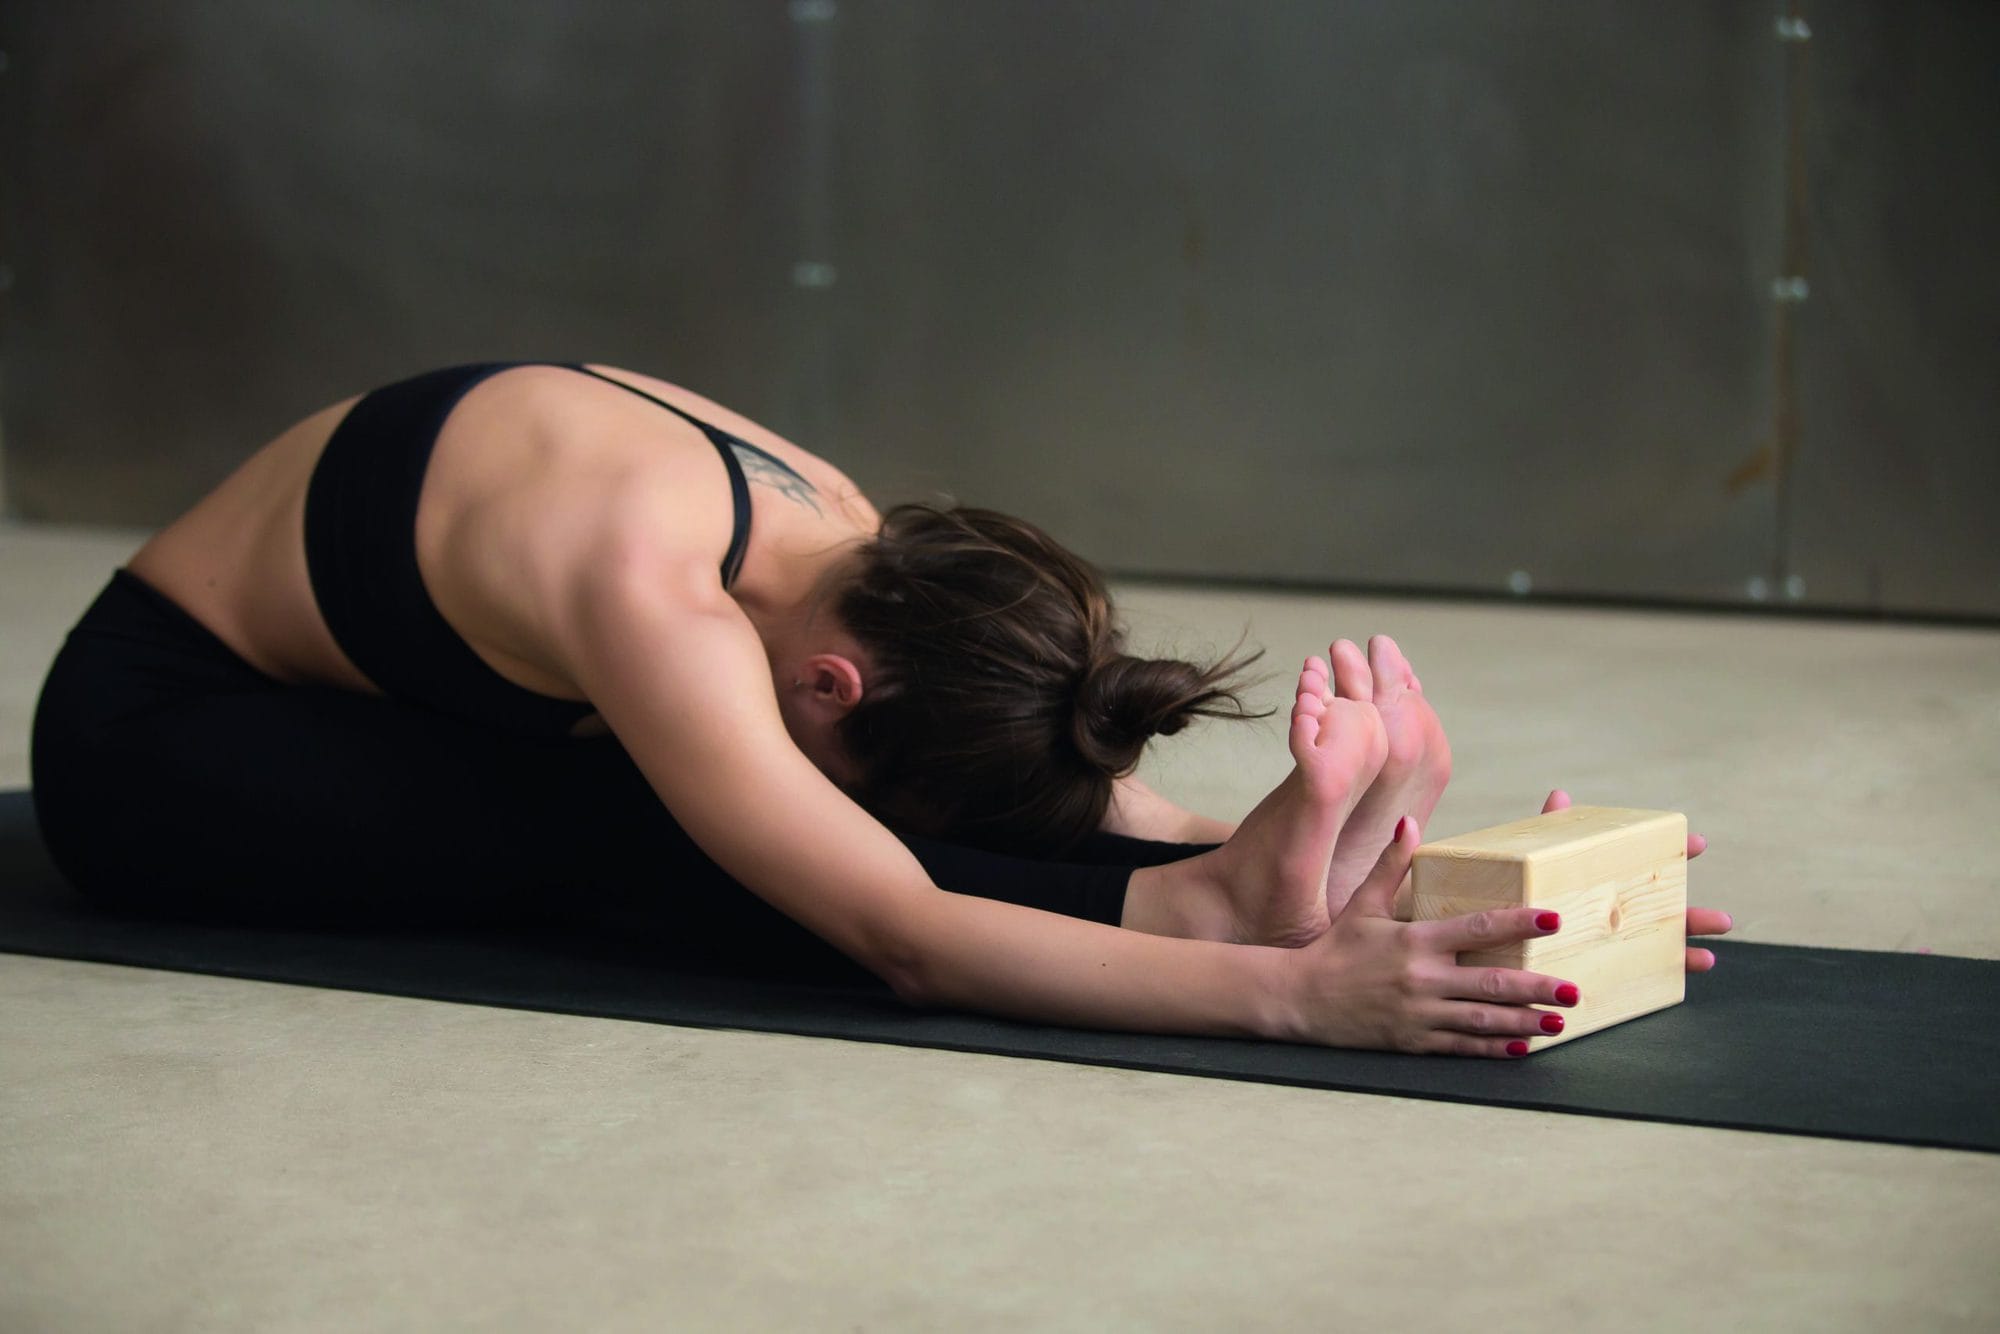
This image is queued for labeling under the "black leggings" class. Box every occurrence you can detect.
[30,573,1205,953]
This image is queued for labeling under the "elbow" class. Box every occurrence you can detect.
[873,942,937,1009]
[858,914,943,1009]
[850,885,957,1009]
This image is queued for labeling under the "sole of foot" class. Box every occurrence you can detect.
[1318,634,1452,916]
[1210,663,1387,946]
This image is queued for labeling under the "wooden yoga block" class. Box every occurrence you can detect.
[1411,806,1687,1051]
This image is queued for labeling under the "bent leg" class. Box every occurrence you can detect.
[30,574,669,927]
[30,575,1189,939]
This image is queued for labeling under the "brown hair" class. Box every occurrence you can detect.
[833,503,1262,855]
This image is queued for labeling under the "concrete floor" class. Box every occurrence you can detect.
[3,521,1998,1332]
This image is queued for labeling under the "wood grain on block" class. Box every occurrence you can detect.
[1411,806,1687,1050]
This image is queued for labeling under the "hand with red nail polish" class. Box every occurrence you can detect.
[1281,816,1594,1060]
[1540,788,1733,973]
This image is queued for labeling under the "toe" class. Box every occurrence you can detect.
[1368,636,1408,706]
[1330,639,1372,701]
[1289,701,1322,760]
[1296,688,1328,740]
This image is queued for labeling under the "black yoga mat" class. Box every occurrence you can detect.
[2,791,1995,1153]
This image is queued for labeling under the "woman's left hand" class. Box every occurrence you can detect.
[1540,789,1732,973]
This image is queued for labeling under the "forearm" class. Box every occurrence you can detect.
[569,580,1293,1043]
[891,888,1299,1042]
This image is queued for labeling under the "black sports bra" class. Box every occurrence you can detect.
[302,362,806,736]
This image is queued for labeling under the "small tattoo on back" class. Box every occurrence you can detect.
[731,441,823,516]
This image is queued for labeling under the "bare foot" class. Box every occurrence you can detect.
[1123,663,1387,946]
[1317,635,1453,916]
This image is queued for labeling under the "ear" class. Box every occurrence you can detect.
[801,653,866,713]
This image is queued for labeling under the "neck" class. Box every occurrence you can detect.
[733,540,856,671]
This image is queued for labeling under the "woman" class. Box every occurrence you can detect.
[31,362,1728,1055]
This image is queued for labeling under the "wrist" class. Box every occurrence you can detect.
[1241,941,1310,1043]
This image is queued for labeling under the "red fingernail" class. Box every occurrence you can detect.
[1555,983,1580,1006]
[1506,1040,1529,1057]
[1539,1013,1564,1034]
[1536,912,1561,932]
[1395,816,1412,843]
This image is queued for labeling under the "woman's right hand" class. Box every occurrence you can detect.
[1284,816,1578,1057]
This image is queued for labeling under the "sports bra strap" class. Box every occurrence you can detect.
[564,365,809,588]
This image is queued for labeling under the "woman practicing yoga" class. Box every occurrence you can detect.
[31,362,1727,1056]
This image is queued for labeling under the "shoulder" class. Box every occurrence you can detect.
[578,365,878,524]
[428,365,746,592]
[553,492,738,627]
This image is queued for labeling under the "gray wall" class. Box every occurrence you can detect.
[2,1,1994,617]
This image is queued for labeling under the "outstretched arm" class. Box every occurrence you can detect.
[559,553,1295,1036]
[553,550,1573,1054]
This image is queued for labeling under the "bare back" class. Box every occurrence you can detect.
[127,365,881,711]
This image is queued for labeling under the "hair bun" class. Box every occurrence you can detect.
[1072,654,1249,775]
